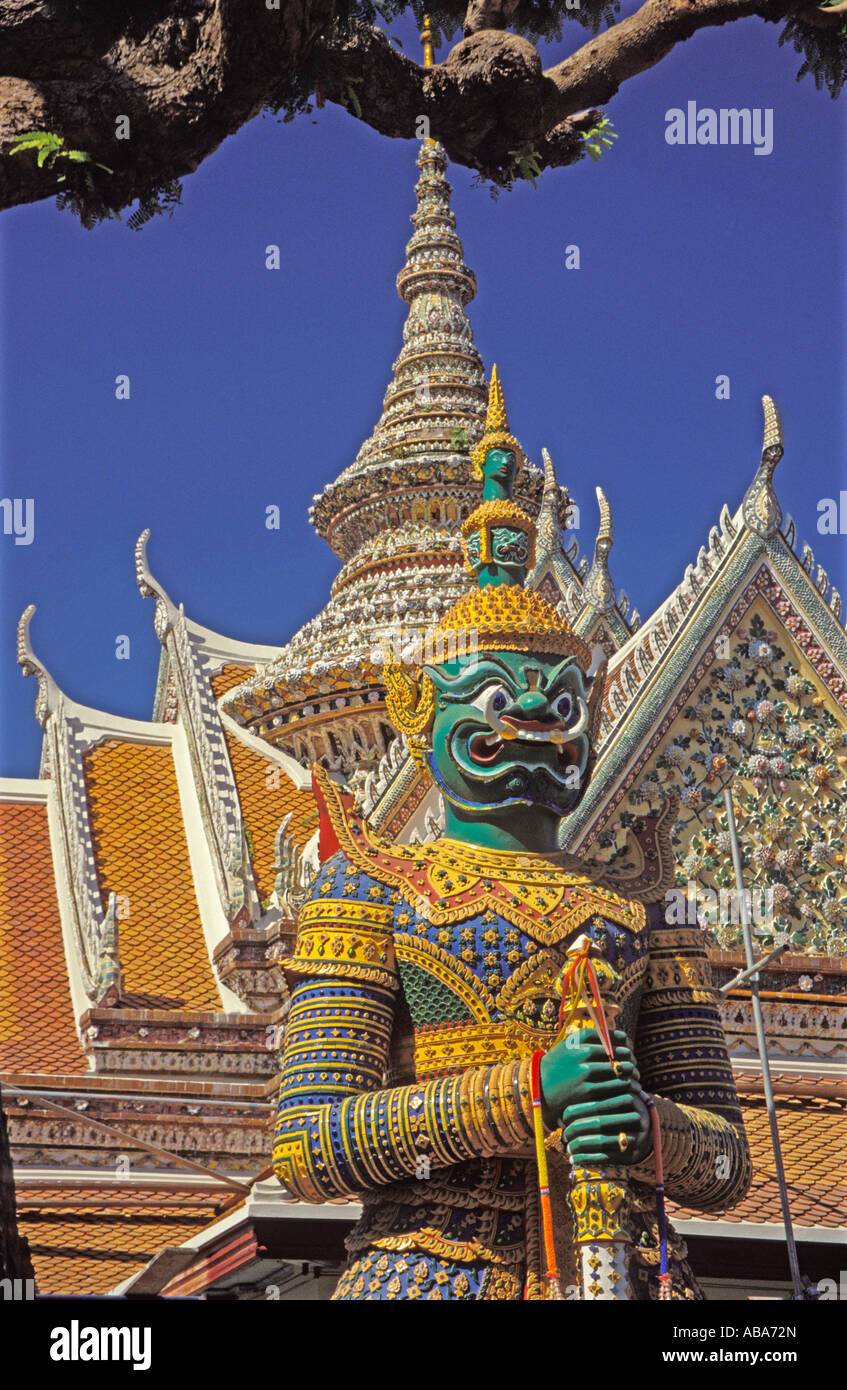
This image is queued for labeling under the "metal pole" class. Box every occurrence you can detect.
[719,943,788,995]
[722,788,804,1298]
[4,1085,252,1196]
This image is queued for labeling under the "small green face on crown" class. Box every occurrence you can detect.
[481,447,517,501]
[424,650,592,829]
[465,524,530,588]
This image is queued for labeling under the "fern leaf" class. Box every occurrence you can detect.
[11,131,62,156]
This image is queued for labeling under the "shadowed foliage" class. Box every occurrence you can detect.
[0,0,843,224]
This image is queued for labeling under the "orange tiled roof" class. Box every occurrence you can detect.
[222,733,318,906]
[83,741,220,1010]
[19,1196,219,1295]
[671,1090,847,1229]
[211,664,253,698]
[14,1090,845,1296]
[0,802,86,1073]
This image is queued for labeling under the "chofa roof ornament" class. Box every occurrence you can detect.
[135,529,178,641]
[742,395,784,540]
[582,486,617,615]
[17,604,62,728]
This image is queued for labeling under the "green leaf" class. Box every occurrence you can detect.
[12,131,56,144]
[12,132,62,154]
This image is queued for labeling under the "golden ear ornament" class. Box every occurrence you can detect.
[384,665,437,772]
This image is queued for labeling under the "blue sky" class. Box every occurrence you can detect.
[1,18,844,777]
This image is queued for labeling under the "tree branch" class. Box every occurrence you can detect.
[0,0,835,219]
[544,0,813,112]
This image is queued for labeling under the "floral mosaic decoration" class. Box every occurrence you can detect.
[589,610,847,954]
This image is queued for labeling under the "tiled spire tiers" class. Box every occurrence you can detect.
[319,139,486,525]
[223,144,563,775]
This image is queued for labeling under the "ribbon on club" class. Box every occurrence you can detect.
[531,934,670,1299]
[532,934,635,1300]
[530,1049,562,1300]
[555,945,617,1061]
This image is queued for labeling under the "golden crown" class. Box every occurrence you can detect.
[435,585,593,668]
[469,365,526,481]
[383,585,594,770]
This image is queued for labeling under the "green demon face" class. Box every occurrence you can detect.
[423,650,593,820]
[464,524,530,587]
[480,447,517,500]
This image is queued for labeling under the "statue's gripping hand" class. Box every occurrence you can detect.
[539,1028,652,1167]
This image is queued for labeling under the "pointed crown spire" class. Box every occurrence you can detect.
[470,364,527,481]
[486,363,509,433]
[420,13,435,67]
[426,379,590,669]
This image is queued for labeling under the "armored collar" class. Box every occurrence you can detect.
[313,766,646,945]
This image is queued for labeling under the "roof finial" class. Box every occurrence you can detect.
[742,394,784,539]
[420,13,435,67]
[761,394,784,466]
[595,485,613,548]
[135,529,177,641]
[581,487,616,614]
[17,604,62,727]
[534,448,563,558]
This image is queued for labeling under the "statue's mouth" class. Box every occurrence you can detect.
[467,729,580,770]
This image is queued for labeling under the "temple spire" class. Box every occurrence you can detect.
[310,137,488,556]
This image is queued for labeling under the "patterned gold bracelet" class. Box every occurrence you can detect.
[495,1060,532,1147]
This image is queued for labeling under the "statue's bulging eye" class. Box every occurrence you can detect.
[492,690,507,713]
[555,693,573,722]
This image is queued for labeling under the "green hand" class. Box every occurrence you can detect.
[538,1027,652,1166]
